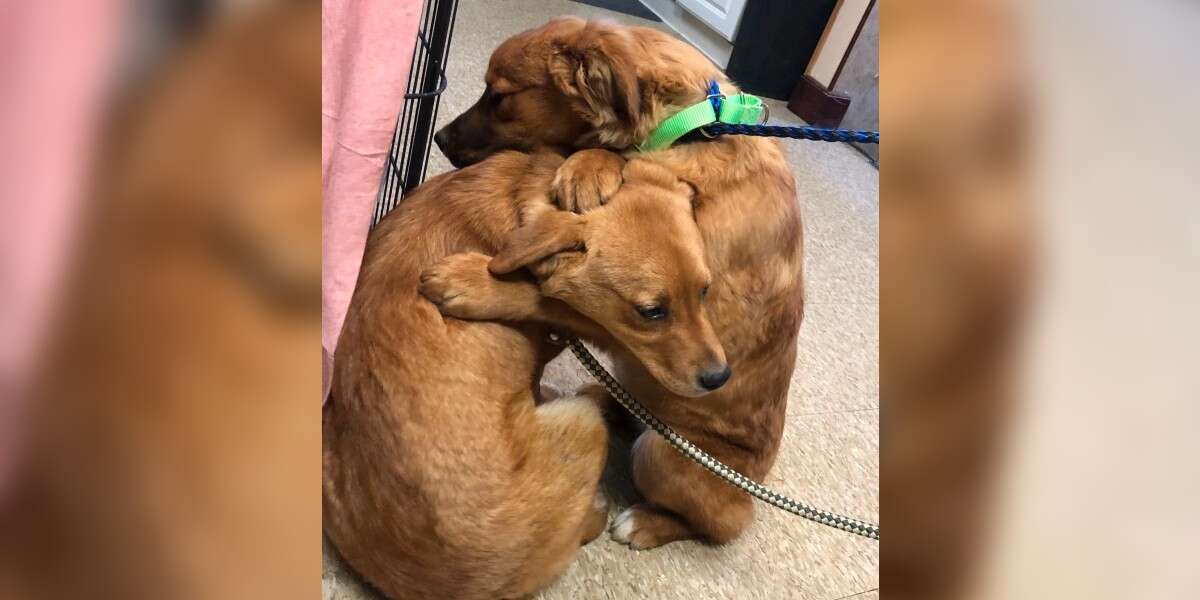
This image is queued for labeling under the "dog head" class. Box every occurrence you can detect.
[434,17,719,167]
[490,160,729,397]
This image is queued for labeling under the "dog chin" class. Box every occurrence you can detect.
[641,365,713,398]
[662,380,712,399]
[442,151,479,169]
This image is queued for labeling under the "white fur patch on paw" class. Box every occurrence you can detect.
[610,507,638,544]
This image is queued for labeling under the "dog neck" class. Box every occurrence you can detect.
[638,135,788,198]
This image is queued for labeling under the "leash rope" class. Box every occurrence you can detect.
[563,336,881,541]
[639,80,879,151]
[704,122,879,145]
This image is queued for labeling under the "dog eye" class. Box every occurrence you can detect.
[700,285,710,300]
[489,91,508,108]
[636,304,668,321]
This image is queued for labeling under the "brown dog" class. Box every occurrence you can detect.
[434,17,802,549]
[323,151,723,600]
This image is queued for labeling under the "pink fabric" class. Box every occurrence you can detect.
[0,0,122,495]
[322,1,424,402]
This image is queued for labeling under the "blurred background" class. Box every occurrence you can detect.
[886,1,1200,599]
[0,0,1196,598]
[0,1,319,598]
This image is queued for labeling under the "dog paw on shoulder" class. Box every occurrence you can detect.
[418,252,493,318]
[552,149,626,213]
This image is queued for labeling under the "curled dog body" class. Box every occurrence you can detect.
[325,150,722,599]
[434,18,804,549]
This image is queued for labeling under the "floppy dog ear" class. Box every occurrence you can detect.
[489,211,586,275]
[549,26,641,127]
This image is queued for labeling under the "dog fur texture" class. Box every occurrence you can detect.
[434,17,803,549]
[324,151,722,599]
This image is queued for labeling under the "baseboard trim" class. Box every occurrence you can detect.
[787,75,850,128]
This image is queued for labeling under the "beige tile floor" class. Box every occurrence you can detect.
[324,1,879,598]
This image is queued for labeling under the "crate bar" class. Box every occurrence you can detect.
[401,0,457,196]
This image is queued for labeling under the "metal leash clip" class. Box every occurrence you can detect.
[700,90,726,139]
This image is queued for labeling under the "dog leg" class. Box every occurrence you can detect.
[503,395,608,599]
[551,149,625,213]
[420,253,541,320]
[419,252,613,343]
[552,384,609,544]
[610,504,694,550]
[622,430,756,549]
[580,492,611,545]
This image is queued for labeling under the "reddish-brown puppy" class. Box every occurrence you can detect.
[434,18,803,549]
[324,151,722,600]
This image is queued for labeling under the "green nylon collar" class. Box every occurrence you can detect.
[638,91,767,152]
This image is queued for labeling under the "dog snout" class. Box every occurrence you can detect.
[434,121,482,168]
[697,364,732,391]
[433,127,452,153]
[434,126,471,168]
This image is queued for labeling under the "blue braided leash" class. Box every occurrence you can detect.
[699,80,879,145]
[705,122,879,144]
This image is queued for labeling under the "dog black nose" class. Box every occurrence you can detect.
[433,128,450,151]
[698,365,732,391]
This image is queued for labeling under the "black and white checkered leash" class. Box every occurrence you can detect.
[561,335,880,541]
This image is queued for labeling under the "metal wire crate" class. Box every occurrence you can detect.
[372,0,459,227]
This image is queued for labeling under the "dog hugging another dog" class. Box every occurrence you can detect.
[323,16,802,600]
